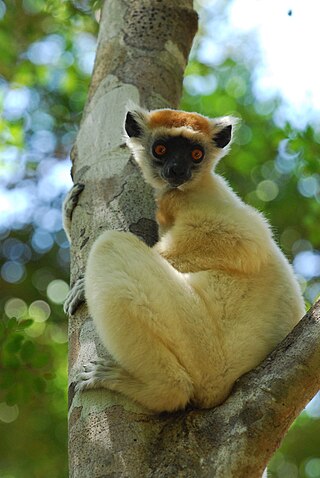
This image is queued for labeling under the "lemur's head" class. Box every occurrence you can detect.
[124,104,237,191]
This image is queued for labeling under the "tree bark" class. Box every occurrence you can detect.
[67,1,320,477]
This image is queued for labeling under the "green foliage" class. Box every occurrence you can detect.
[268,412,320,478]
[1,316,49,405]
[0,1,97,476]
[0,232,69,477]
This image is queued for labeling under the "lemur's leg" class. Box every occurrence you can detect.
[63,183,85,315]
[76,358,143,397]
[62,182,84,241]
[76,357,192,414]
[77,353,193,414]
[76,358,126,392]
[80,230,209,412]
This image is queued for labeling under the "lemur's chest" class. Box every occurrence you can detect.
[156,189,186,232]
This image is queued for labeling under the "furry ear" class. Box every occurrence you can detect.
[212,116,239,148]
[125,111,143,138]
[124,103,149,138]
[213,124,232,148]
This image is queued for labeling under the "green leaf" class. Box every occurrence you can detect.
[20,340,36,362]
[17,319,34,330]
[33,376,46,393]
[44,372,55,380]
[5,334,24,353]
[5,390,19,406]
[0,321,5,341]
[31,351,50,368]
[0,369,17,388]
[7,317,18,331]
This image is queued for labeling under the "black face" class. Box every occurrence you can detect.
[151,136,205,188]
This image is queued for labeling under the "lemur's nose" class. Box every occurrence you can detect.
[163,162,191,185]
[168,162,184,178]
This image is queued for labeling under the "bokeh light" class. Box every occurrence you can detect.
[46,279,69,304]
[0,403,19,424]
[304,457,320,477]
[306,393,320,419]
[4,298,28,319]
[24,321,46,338]
[29,300,51,322]
[1,261,26,283]
[49,323,68,344]
[256,180,279,202]
[294,252,320,281]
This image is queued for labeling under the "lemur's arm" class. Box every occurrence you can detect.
[154,210,272,275]
[62,183,85,315]
[62,183,84,242]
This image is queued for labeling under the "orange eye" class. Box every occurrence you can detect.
[191,148,204,162]
[154,144,167,156]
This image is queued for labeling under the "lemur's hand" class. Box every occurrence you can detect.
[63,183,85,241]
[64,277,86,316]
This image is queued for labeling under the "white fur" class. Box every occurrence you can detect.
[82,108,305,413]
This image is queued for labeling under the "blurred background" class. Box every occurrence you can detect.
[0,0,319,477]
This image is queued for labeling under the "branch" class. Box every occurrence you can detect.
[147,300,320,478]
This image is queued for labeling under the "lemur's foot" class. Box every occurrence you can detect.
[64,277,86,315]
[64,183,85,221]
[76,358,130,392]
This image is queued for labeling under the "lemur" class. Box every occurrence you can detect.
[64,105,304,413]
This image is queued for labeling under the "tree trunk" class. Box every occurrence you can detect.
[67,1,320,477]
[68,0,198,476]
